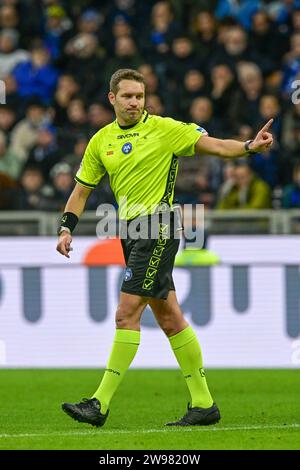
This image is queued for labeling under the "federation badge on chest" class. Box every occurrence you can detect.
[122,142,132,154]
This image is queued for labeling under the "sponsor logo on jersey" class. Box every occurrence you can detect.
[117,133,139,139]
[106,150,114,155]
[122,142,133,154]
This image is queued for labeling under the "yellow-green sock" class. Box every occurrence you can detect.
[169,326,213,408]
[92,329,140,413]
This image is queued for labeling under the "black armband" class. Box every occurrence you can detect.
[58,212,79,235]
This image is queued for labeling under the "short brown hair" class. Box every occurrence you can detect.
[110,69,145,95]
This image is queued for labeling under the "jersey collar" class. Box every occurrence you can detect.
[116,110,149,129]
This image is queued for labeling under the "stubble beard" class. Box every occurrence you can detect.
[122,107,143,125]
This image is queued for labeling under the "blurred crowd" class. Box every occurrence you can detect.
[1,0,300,211]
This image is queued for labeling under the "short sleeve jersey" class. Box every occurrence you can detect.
[76,111,207,219]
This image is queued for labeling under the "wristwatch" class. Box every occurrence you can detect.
[244,139,257,154]
[57,226,71,236]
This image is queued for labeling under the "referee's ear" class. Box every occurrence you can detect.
[108,91,115,106]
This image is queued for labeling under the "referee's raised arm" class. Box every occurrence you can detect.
[56,183,92,258]
[195,119,274,157]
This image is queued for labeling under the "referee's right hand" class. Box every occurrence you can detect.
[56,232,73,258]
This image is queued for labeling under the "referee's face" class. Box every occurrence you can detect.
[109,79,145,126]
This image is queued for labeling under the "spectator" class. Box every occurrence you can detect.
[282,32,300,96]
[77,9,104,36]
[137,64,160,94]
[215,0,260,30]
[63,137,88,175]
[58,98,89,152]
[140,1,182,68]
[0,131,22,180]
[12,44,59,104]
[14,165,53,210]
[233,123,255,142]
[10,100,48,162]
[1,74,20,108]
[280,120,300,183]
[106,15,133,55]
[191,11,218,64]
[267,0,300,25]
[187,96,225,191]
[175,155,204,204]
[26,124,62,180]
[194,168,216,207]
[282,162,300,207]
[64,33,106,100]
[231,62,264,130]
[87,103,113,136]
[0,104,16,134]
[209,64,237,134]
[52,74,80,126]
[250,147,280,189]
[145,93,165,115]
[106,0,139,27]
[0,28,29,79]
[281,101,300,151]
[211,25,274,75]
[216,16,239,46]
[0,5,19,30]
[43,5,72,61]
[0,171,18,209]
[104,36,143,82]
[189,96,224,136]
[175,156,216,207]
[217,161,272,209]
[176,69,209,120]
[290,7,300,34]
[167,36,199,84]
[217,161,236,201]
[257,94,282,142]
[249,10,288,68]
[48,162,75,211]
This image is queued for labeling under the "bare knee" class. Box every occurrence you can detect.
[158,316,177,336]
[149,292,188,337]
[115,304,136,329]
[158,314,187,337]
[151,301,188,336]
[115,295,146,329]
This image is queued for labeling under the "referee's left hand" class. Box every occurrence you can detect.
[56,232,73,258]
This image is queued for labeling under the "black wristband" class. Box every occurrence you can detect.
[58,212,79,234]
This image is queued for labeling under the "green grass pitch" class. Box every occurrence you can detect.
[0,369,299,450]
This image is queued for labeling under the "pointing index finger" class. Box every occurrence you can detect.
[260,118,274,133]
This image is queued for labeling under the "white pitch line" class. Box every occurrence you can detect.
[0,423,299,439]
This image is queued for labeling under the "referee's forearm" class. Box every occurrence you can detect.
[215,139,248,158]
[196,135,248,158]
[64,195,85,218]
[64,183,92,218]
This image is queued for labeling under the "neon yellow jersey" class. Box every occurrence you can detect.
[75,111,206,219]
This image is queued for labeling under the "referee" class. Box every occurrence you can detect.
[57,68,273,427]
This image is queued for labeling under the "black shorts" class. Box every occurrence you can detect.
[120,211,180,299]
